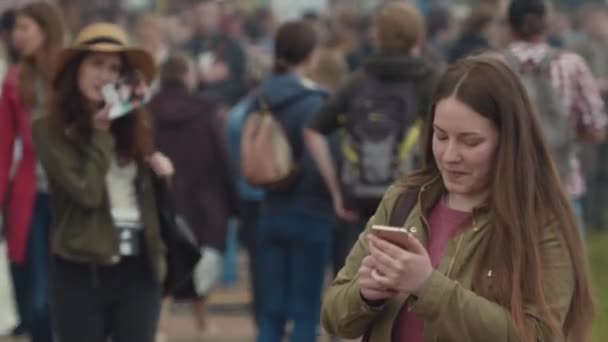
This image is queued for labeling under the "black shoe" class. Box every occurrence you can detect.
[10,323,28,336]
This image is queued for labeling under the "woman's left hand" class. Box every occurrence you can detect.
[146,152,174,178]
[367,233,433,297]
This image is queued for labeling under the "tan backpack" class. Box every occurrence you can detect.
[240,97,298,188]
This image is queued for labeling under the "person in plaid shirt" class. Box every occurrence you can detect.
[506,0,607,227]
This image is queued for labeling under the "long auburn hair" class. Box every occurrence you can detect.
[403,56,593,341]
[49,51,153,162]
[16,1,65,111]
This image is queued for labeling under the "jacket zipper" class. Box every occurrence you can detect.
[447,214,477,277]
[447,234,465,277]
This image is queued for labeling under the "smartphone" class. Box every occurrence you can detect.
[101,71,150,120]
[371,225,410,249]
[102,83,134,120]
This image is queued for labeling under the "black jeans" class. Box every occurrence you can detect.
[51,254,161,342]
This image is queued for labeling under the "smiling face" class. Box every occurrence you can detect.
[432,96,499,198]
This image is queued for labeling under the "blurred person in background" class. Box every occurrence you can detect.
[135,14,170,66]
[308,47,349,96]
[425,6,454,64]
[242,8,274,90]
[165,10,194,48]
[302,10,330,47]
[327,5,374,71]
[575,5,608,95]
[546,7,582,49]
[185,0,246,108]
[505,0,607,230]
[225,7,277,315]
[321,54,594,342]
[82,6,129,31]
[254,20,332,342]
[572,4,608,230]
[0,2,65,341]
[0,9,18,82]
[448,5,496,63]
[149,52,237,337]
[225,92,265,326]
[222,9,245,41]
[33,22,172,342]
[346,15,375,72]
[0,8,18,336]
[304,2,439,279]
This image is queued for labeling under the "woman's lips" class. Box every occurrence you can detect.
[444,170,468,181]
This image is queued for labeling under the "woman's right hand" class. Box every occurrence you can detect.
[333,196,359,223]
[358,255,397,302]
[93,105,111,131]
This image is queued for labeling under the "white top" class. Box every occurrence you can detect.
[105,157,142,230]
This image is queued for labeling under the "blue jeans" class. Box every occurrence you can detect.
[238,200,262,325]
[222,219,239,287]
[10,193,53,342]
[256,208,333,342]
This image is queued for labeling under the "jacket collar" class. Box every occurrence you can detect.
[417,175,491,230]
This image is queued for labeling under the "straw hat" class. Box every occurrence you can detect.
[53,22,156,85]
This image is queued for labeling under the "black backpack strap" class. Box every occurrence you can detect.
[388,187,419,227]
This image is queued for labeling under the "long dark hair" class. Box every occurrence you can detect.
[403,56,593,341]
[16,1,65,111]
[49,51,153,162]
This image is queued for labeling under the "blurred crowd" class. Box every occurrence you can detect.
[1,0,608,341]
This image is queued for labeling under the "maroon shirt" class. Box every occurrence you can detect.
[393,196,472,342]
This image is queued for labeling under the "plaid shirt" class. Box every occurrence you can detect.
[508,42,607,198]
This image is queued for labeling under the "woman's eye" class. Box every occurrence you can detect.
[463,139,482,147]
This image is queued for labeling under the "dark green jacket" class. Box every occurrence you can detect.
[321,178,575,341]
[32,118,166,283]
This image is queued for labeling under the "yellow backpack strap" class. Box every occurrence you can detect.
[338,114,359,163]
[398,119,422,161]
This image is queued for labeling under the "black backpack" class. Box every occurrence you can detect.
[340,73,421,216]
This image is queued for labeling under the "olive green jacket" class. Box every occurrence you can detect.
[321,178,575,341]
[32,119,166,283]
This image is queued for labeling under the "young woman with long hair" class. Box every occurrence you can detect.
[322,55,594,342]
[0,2,64,340]
[32,22,173,342]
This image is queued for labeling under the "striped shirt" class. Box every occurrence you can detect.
[106,158,142,256]
[508,42,607,198]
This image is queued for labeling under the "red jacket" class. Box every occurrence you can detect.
[0,66,37,264]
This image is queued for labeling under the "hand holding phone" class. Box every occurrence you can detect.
[367,226,433,297]
[370,225,410,249]
[102,71,151,120]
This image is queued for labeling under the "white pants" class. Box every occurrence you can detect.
[0,241,17,335]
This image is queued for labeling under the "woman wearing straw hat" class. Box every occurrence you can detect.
[0,2,64,341]
[32,22,173,342]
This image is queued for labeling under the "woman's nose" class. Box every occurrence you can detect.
[442,141,462,163]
